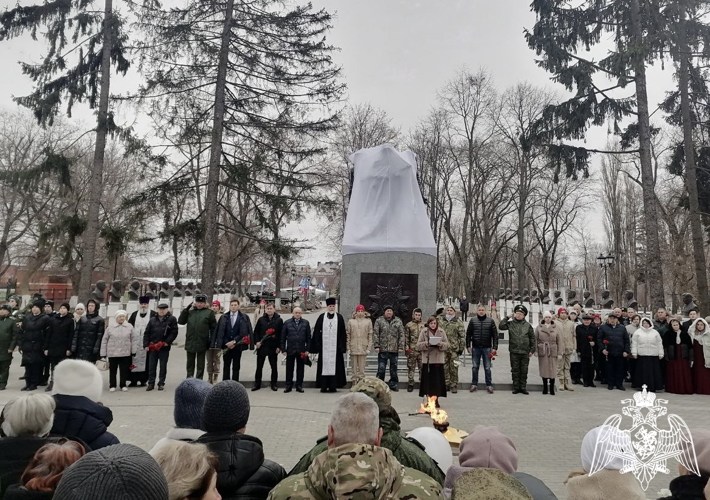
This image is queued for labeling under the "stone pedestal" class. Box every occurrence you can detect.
[341,252,437,322]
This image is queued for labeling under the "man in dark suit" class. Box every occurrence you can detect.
[212,298,253,381]
[281,307,311,393]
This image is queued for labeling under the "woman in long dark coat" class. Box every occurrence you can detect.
[663,318,693,394]
[310,300,347,392]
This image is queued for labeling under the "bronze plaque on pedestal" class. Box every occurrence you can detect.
[360,273,419,323]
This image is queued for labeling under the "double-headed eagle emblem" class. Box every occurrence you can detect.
[591,385,700,490]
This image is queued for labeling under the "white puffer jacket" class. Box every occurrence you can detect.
[631,322,664,358]
[100,321,135,358]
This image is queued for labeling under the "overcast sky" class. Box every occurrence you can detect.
[0,0,675,268]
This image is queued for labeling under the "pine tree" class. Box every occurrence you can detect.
[133,0,344,299]
[526,0,668,308]
[0,0,129,301]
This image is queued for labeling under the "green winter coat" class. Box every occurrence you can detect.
[498,316,536,355]
[0,315,17,362]
[178,306,216,353]
[288,413,445,486]
[271,444,444,500]
[439,316,465,354]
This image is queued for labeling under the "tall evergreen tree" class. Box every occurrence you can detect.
[133,0,344,300]
[526,0,667,307]
[0,0,129,302]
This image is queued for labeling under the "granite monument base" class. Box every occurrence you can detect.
[341,252,437,321]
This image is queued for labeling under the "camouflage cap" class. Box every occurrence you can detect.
[350,376,392,410]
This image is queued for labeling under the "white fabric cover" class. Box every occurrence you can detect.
[343,144,436,257]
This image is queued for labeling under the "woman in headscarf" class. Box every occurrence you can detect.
[663,318,693,395]
[689,317,710,395]
[565,426,646,500]
[534,311,561,395]
[630,317,664,392]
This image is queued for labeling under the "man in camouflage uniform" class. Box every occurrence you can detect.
[288,376,445,485]
[498,304,536,395]
[404,308,425,392]
[373,306,405,391]
[439,306,465,393]
[269,392,444,500]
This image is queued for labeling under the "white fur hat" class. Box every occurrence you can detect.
[52,359,103,402]
[115,310,127,320]
[74,303,85,311]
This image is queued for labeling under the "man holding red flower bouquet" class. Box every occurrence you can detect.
[598,313,631,390]
[281,307,311,393]
[252,302,283,391]
[212,298,253,382]
[143,302,178,391]
[575,314,598,387]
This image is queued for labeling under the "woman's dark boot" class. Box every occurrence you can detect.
[542,378,548,395]
[549,379,556,396]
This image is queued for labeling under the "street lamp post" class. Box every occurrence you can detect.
[597,253,614,291]
[506,263,515,316]
[290,269,296,312]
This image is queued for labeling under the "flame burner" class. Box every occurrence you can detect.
[433,420,450,433]
[417,396,449,426]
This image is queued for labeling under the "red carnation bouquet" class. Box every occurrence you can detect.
[602,339,609,360]
[488,351,496,361]
[299,351,312,367]
[148,341,166,352]
[238,336,250,346]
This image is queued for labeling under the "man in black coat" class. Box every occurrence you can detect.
[465,304,498,393]
[143,303,178,390]
[212,299,253,382]
[598,313,631,391]
[18,299,52,391]
[252,302,283,392]
[45,302,75,392]
[281,307,311,393]
[575,314,598,387]
[310,298,347,393]
[459,296,470,322]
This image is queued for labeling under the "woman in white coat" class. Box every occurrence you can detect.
[100,310,135,392]
[631,317,664,392]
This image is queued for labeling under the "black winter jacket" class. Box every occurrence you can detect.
[598,323,630,357]
[280,318,311,356]
[18,313,51,365]
[662,328,693,361]
[253,313,283,356]
[72,313,104,361]
[197,432,286,500]
[3,484,54,500]
[465,315,498,349]
[143,313,178,350]
[46,314,74,358]
[50,394,119,451]
[575,324,598,358]
[211,312,253,350]
[657,473,709,500]
[459,299,469,312]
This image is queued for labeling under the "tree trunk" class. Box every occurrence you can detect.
[77,0,113,303]
[200,0,234,302]
[679,6,710,312]
[274,252,282,296]
[172,235,181,282]
[517,156,528,296]
[630,0,666,309]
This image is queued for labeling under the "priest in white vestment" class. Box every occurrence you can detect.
[310,297,347,392]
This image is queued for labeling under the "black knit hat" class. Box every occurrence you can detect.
[32,298,46,310]
[202,380,250,432]
[59,302,71,311]
[54,444,168,500]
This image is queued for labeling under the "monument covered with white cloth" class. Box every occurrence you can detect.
[340,144,437,321]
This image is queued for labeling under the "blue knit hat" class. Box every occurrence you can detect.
[174,378,212,430]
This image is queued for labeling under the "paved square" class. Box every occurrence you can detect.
[1,313,705,499]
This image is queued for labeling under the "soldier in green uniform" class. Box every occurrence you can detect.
[177,294,216,380]
[269,392,444,500]
[288,376,445,486]
[439,306,465,393]
[404,308,425,392]
[498,304,536,395]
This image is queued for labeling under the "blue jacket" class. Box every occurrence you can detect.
[598,323,631,357]
[281,318,311,355]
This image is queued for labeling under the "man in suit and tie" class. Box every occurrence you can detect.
[211,298,253,381]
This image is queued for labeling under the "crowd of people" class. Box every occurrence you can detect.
[0,365,709,500]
